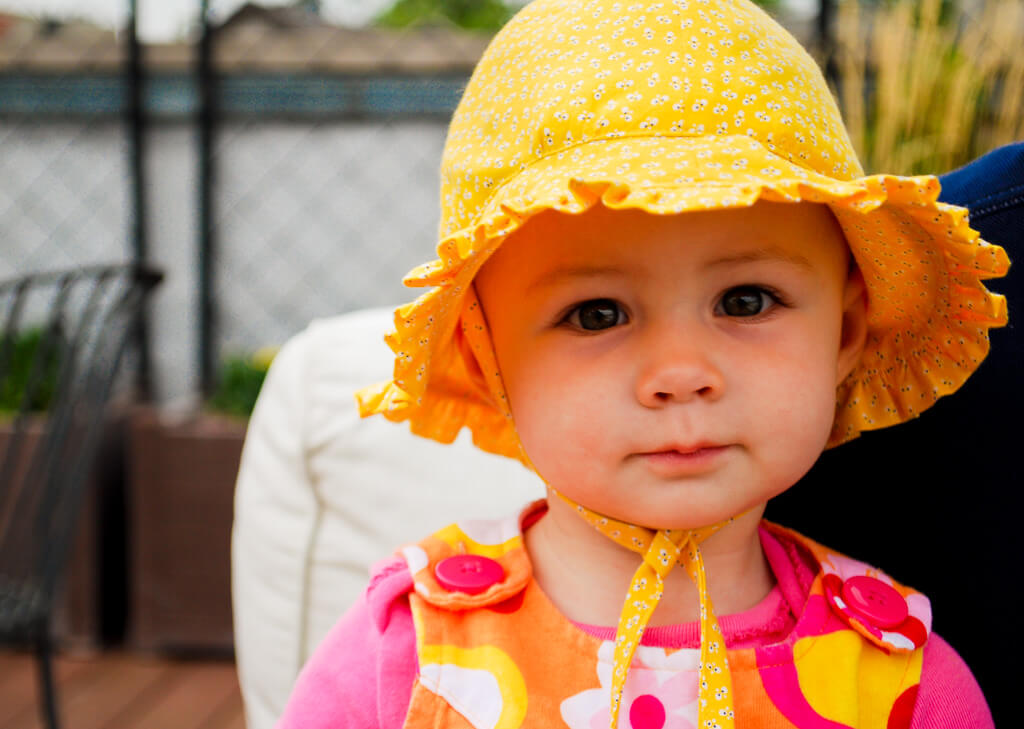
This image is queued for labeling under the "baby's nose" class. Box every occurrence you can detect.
[634,337,725,407]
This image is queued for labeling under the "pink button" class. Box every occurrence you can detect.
[434,555,505,595]
[841,575,908,629]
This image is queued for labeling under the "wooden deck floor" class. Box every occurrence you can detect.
[0,651,244,729]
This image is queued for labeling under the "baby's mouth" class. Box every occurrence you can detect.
[642,441,727,456]
[635,443,731,473]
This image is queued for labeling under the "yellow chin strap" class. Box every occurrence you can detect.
[555,492,737,729]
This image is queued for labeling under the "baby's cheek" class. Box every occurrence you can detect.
[765,372,836,476]
[514,393,610,480]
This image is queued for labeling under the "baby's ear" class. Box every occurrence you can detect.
[455,320,496,405]
[836,265,868,385]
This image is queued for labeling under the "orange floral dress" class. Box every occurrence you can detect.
[398,502,928,729]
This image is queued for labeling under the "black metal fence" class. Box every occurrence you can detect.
[192,4,473,395]
[0,2,487,405]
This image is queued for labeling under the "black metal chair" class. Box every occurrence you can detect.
[0,263,162,729]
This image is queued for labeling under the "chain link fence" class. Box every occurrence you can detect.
[0,117,130,296]
[193,6,490,400]
[212,117,446,357]
[0,11,143,406]
[0,4,487,405]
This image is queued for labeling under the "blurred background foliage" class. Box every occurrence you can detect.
[831,0,1023,175]
[207,348,277,417]
[374,0,516,30]
[376,0,782,30]
[0,328,59,414]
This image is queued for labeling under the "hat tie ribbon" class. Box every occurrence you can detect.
[555,492,736,729]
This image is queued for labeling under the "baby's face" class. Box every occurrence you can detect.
[474,201,866,529]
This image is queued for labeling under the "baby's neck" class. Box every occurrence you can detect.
[523,496,775,627]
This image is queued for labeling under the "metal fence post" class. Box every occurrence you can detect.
[817,0,837,84]
[198,0,217,399]
[126,0,152,400]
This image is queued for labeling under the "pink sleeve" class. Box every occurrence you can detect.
[910,633,993,729]
[275,558,419,729]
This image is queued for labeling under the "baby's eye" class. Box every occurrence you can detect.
[717,286,778,317]
[566,299,628,331]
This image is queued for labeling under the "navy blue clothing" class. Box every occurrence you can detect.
[940,143,1024,377]
[768,142,1023,728]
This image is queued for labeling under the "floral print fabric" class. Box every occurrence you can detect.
[400,504,928,729]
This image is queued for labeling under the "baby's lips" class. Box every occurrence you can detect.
[640,439,726,455]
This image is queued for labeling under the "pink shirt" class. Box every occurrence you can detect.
[278,527,993,728]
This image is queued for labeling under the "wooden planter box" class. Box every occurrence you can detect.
[127,408,246,654]
[0,414,126,652]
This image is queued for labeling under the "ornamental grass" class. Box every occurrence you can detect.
[832,0,1024,175]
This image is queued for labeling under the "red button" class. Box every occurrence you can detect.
[841,575,908,629]
[434,555,505,595]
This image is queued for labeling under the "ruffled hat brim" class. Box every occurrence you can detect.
[356,134,1009,462]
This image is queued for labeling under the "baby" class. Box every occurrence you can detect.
[278,0,1008,727]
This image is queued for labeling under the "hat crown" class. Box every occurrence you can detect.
[440,0,863,238]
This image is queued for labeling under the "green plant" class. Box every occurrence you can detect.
[374,0,515,30]
[207,348,277,418]
[0,327,60,413]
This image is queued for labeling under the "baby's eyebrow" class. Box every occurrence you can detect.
[524,264,624,293]
[704,246,814,270]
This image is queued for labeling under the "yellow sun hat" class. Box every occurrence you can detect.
[356,0,1009,462]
